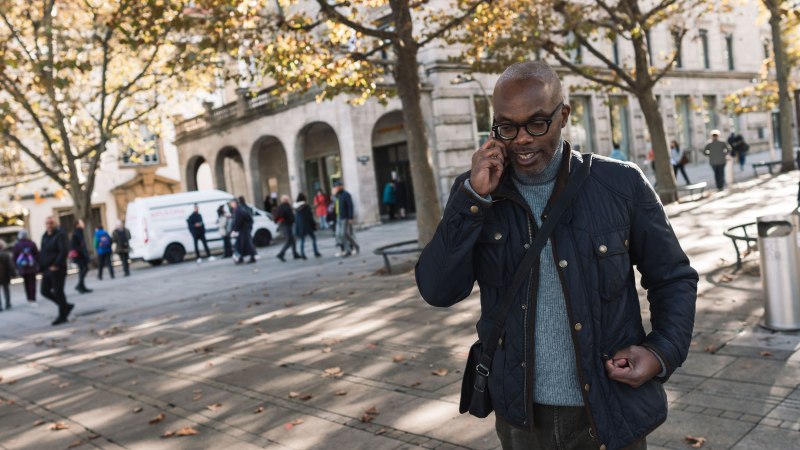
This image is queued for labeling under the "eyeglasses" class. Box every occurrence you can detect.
[491,102,564,141]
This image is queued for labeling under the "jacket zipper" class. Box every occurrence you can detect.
[551,235,602,444]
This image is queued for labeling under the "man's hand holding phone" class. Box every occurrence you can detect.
[470,138,507,196]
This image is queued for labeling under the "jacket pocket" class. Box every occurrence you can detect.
[591,228,631,301]
[474,226,508,288]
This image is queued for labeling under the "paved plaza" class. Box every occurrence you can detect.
[1,161,799,449]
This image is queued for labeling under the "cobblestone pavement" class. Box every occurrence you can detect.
[0,168,798,450]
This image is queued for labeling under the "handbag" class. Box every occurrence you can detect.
[67,249,79,260]
[459,153,593,418]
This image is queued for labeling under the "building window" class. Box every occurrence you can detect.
[645,29,653,63]
[674,95,693,151]
[672,30,683,68]
[612,38,620,66]
[474,95,493,145]
[609,96,631,159]
[702,95,719,137]
[763,39,771,59]
[121,125,161,167]
[568,32,582,64]
[699,29,710,69]
[725,35,734,70]
[569,95,594,153]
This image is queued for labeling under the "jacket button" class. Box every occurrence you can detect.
[598,244,608,254]
[494,232,502,241]
[558,260,568,268]
[521,304,527,310]
[624,239,629,248]
[584,383,590,392]
[542,213,548,220]
[599,445,607,450]
[523,243,530,249]
[470,205,479,214]
[574,322,582,331]
[521,362,526,368]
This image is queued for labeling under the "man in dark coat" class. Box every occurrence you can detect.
[186,204,212,262]
[112,220,132,276]
[230,198,256,264]
[332,180,359,257]
[416,61,697,450]
[274,194,300,262]
[40,216,74,325]
[0,240,14,310]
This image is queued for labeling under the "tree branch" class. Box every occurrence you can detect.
[572,32,636,86]
[314,0,396,41]
[1,130,68,189]
[542,42,629,92]
[417,0,488,47]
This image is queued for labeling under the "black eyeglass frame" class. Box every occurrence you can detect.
[491,101,565,141]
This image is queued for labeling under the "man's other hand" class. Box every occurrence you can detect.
[604,345,661,388]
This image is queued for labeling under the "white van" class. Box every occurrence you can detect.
[126,190,279,265]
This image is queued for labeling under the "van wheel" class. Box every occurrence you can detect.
[254,229,272,247]
[147,259,163,266]
[164,243,186,264]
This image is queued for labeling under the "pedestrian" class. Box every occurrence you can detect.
[704,129,731,191]
[332,180,359,257]
[274,194,300,262]
[395,177,408,219]
[416,61,698,450]
[0,240,14,311]
[112,221,132,277]
[731,133,749,171]
[295,193,322,259]
[12,230,39,306]
[94,225,115,280]
[230,198,256,264]
[39,216,74,325]
[70,220,92,293]
[217,205,233,258]
[263,193,273,214]
[383,179,397,220]
[186,204,213,262]
[671,140,691,185]
[313,189,330,229]
[609,141,627,161]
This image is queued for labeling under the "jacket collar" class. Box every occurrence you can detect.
[493,140,578,206]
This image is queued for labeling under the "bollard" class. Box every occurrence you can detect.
[757,215,800,331]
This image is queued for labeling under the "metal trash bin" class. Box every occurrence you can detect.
[758,215,800,331]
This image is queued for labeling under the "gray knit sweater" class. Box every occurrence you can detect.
[511,141,583,406]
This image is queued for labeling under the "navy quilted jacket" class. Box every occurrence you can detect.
[416,147,698,450]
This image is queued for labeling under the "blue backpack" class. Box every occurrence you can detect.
[16,247,34,268]
[98,233,112,250]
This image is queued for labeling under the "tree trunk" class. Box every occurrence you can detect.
[638,88,678,203]
[768,0,796,172]
[391,5,442,246]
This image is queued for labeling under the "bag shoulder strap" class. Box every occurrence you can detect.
[476,153,593,375]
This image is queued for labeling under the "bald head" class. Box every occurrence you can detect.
[494,61,563,105]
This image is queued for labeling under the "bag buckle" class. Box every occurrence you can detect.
[475,363,490,377]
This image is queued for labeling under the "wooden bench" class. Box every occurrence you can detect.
[752,161,783,176]
[722,222,758,270]
[373,240,422,274]
[658,181,708,203]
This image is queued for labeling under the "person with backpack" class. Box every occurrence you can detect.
[112,221,132,277]
[0,240,14,311]
[94,225,114,280]
[12,230,38,306]
[71,220,92,293]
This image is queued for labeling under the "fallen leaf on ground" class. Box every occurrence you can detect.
[360,413,375,423]
[68,439,83,448]
[322,338,341,346]
[7,379,17,385]
[367,343,378,349]
[33,419,45,427]
[322,367,344,378]
[125,358,136,363]
[206,403,222,411]
[685,435,706,448]
[410,381,421,388]
[175,427,199,436]
[760,351,773,357]
[132,407,143,413]
[288,391,301,399]
[335,390,348,396]
[283,418,304,430]
[205,362,214,368]
[58,383,70,388]
[392,355,406,363]
[322,347,332,353]
[720,274,733,283]
[255,328,266,335]
[432,368,449,377]
[375,428,387,435]
[285,301,294,307]
[130,379,139,386]
[50,422,69,431]
[128,338,140,345]
[149,413,166,424]
[703,345,717,354]
[161,431,175,438]
[254,406,264,414]
[365,406,379,415]
[88,434,100,440]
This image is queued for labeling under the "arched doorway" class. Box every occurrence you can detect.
[371,111,415,221]
[250,136,290,211]
[186,155,213,191]
[297,122,342,198]
[214,147,248,198]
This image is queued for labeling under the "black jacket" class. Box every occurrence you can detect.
[274,203,295,227]
[231,206,253,233]
[187,212,205,237]
[40,228,69,271]
[71,228,89,261]
[334,190,354,220]
[416,147,698,450]
[294,203,315,237]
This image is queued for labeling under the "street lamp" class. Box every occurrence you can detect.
[450,74,492,138]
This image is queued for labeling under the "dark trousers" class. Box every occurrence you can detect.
[41,269,69,316]
[118,252,130,276]
[98,253,115,279]
[277,224,298,258]
[0,284,9,309]
[222,236,233,258]
[75,258,89,289]
[387,203,396,220]
[193,233,211,259]
[711,164,726,190]
[22,274,36,301]
[235,228,256,259]
[495,404,647,450]
[672,164,691,184]
[299,232,320,258]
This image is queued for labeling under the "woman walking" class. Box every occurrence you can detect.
[71,220,93,293]
[295,193,321,259]
[313,189,330,230]
[12,231,39,306]
[217,205,233,258]
[670,140,691,185]
[94,225,114,280]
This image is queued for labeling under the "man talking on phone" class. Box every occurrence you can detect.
[416,61,697,450]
